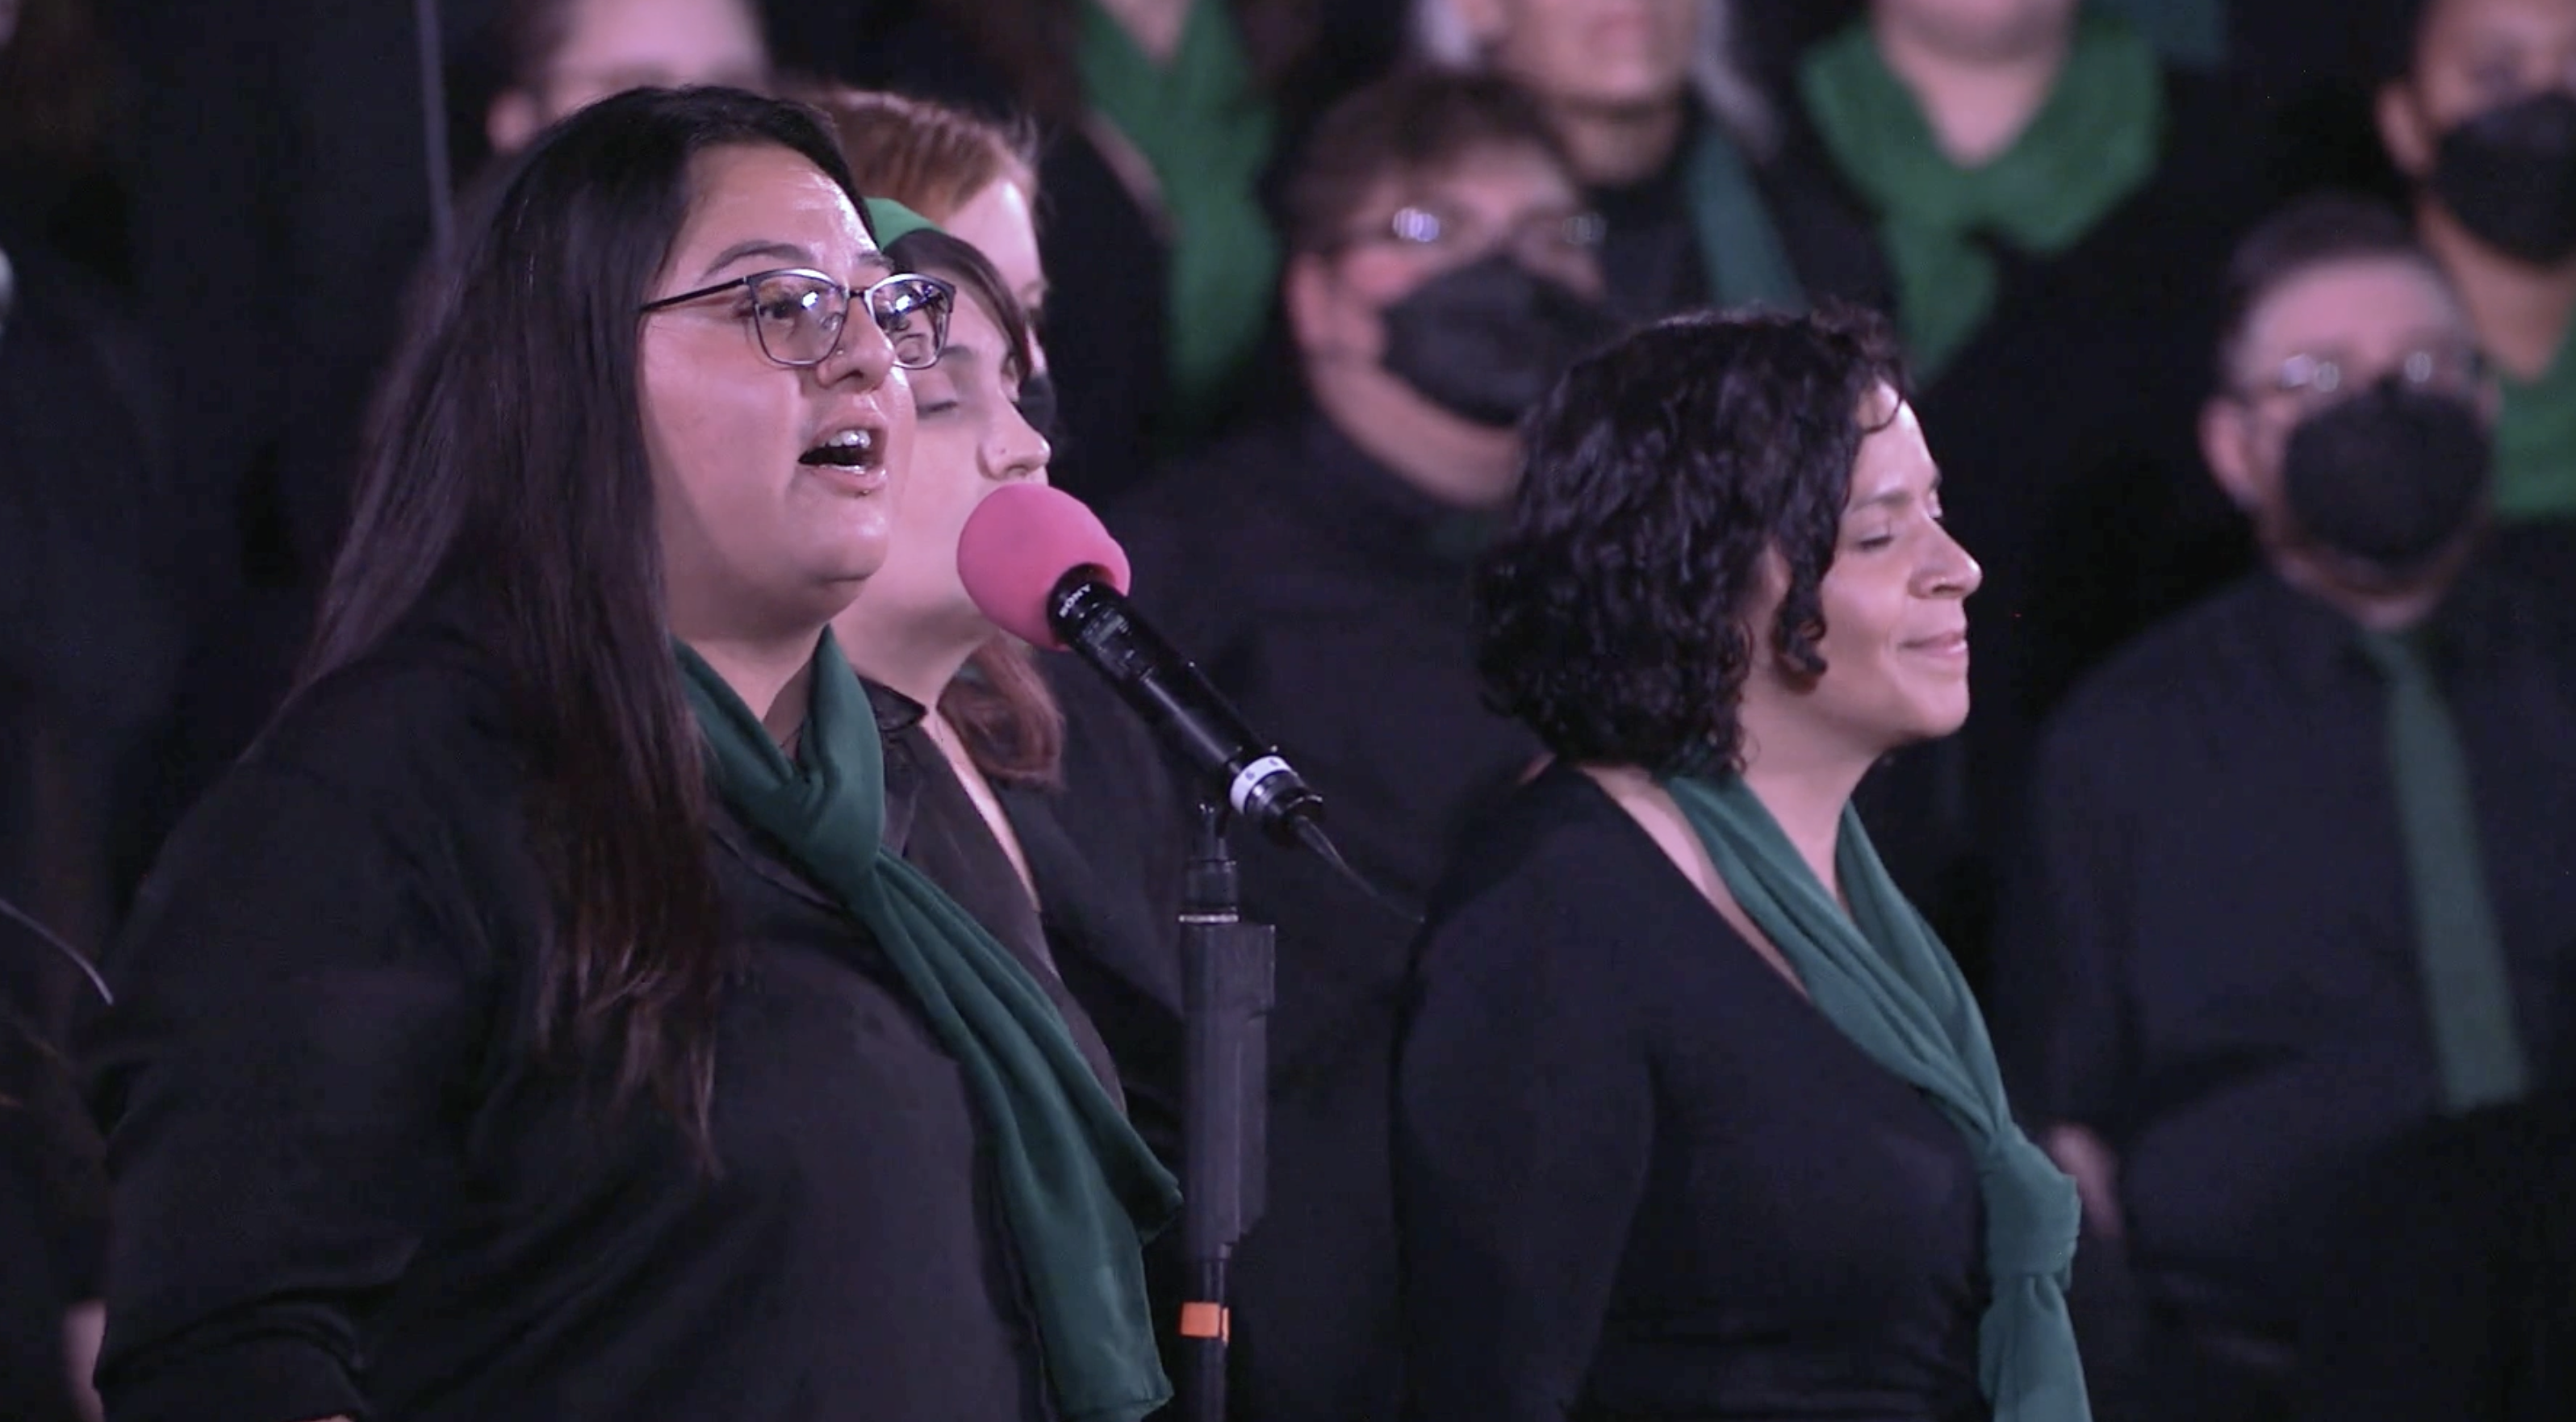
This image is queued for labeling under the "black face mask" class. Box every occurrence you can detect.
[2430,89,2576,266]
[1378,253,1620,429]
[2280,379,2491,575]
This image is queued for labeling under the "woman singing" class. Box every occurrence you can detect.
[1395,307,2089,1421]
[82,87,1176,1422]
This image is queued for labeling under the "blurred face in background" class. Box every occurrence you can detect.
[1871,0,2080,64]
[1289,140,1608,503]
[489,0,772,153]
[2202,254,2493,581]
[2379,0,2576,266]
[941,174,1050,374]
[1454,0,1701,113]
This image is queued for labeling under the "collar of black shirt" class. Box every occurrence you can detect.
[2263,546,2545,701]
[1290,408,1501,570]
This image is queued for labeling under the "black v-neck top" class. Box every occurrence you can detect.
[82,613,1112,1422]
[1396,761,1992,1422]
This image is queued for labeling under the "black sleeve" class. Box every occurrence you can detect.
[82,762,485,1422]
[1394,871,1655,1422]
[1992,718,2136,1132]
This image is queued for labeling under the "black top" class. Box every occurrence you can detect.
[1397,761,1990,1422]
[1108,410,1541,1421]
[2298,1091,2576,1422]
[1585,104,1892,329]
[1,1018,101,1422]
[82,610,1126,1422]
[866,670,1187,1169]
[1994,562,2576,1340]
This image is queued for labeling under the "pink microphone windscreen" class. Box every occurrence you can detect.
[956,483,1133,650]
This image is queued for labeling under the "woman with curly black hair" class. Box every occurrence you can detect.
[1393,306,2090,1422]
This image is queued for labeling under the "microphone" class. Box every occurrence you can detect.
[956,483,1326,847]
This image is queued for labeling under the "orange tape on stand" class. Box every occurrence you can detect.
[1178,1302,1231,1341]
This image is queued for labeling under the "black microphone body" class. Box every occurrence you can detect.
[1045,571,1326,846]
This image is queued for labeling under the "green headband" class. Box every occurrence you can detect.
[864,196,943,252]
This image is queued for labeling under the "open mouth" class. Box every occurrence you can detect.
[799,425,883,468]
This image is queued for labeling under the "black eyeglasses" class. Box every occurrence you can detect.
[638,267,956,370]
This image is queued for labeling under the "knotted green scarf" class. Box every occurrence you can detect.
[1662,773,2092,1422]
[1800,11,2164,380]
[679,634,1182,1422]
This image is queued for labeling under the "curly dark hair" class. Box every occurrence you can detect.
[1474,303,1907,774]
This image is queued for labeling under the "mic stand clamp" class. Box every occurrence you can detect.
[1176,802,1274,1422]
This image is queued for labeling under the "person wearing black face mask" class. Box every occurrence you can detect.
[2378,0,2576,521]
[1103,70,1612,1422]
[1991,194,2576,1422]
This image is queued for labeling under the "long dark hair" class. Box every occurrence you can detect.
[884,226,1066,788]
[299,86,867,1156]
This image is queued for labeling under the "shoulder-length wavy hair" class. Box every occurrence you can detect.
[882,226,1065,788]
[297,86,868,1156]
[1474,303,1906,775]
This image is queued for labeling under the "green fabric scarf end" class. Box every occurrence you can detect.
[1800,10,2164,380]
[676,634,1181,1422]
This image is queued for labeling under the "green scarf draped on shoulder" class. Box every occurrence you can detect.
[1662,772,2092,1422]
[679,634,1181,1422]
[1800,10,2164,380]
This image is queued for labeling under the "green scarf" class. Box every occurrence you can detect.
[1079,0,1281,445]
[1800,12,2164,380]
[2494,323,2576,520]
[1684,123,1809,313]
[2090,0,2227,69]
[678,634,1181,1422]
[1662,774,2092,1422]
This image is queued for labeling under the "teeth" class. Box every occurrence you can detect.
[801,427,879,467]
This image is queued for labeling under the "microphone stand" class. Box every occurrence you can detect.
[1176,802,1274,1422]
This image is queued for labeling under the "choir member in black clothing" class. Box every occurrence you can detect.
[827,206,1188,1184]
[80,88,1177,1422]
[2298,1090,2576,1422]
[1412,0,1889,320]
[1399,305,2089,1422]
[1779,0,2275,981]
[1994,194,2576,1422]
[1110,69,1614,1422]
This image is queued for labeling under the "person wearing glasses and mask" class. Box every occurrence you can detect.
[1104,69,1614,1422]
[1993,194,2576,1422]
[82,88,1177,1422]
